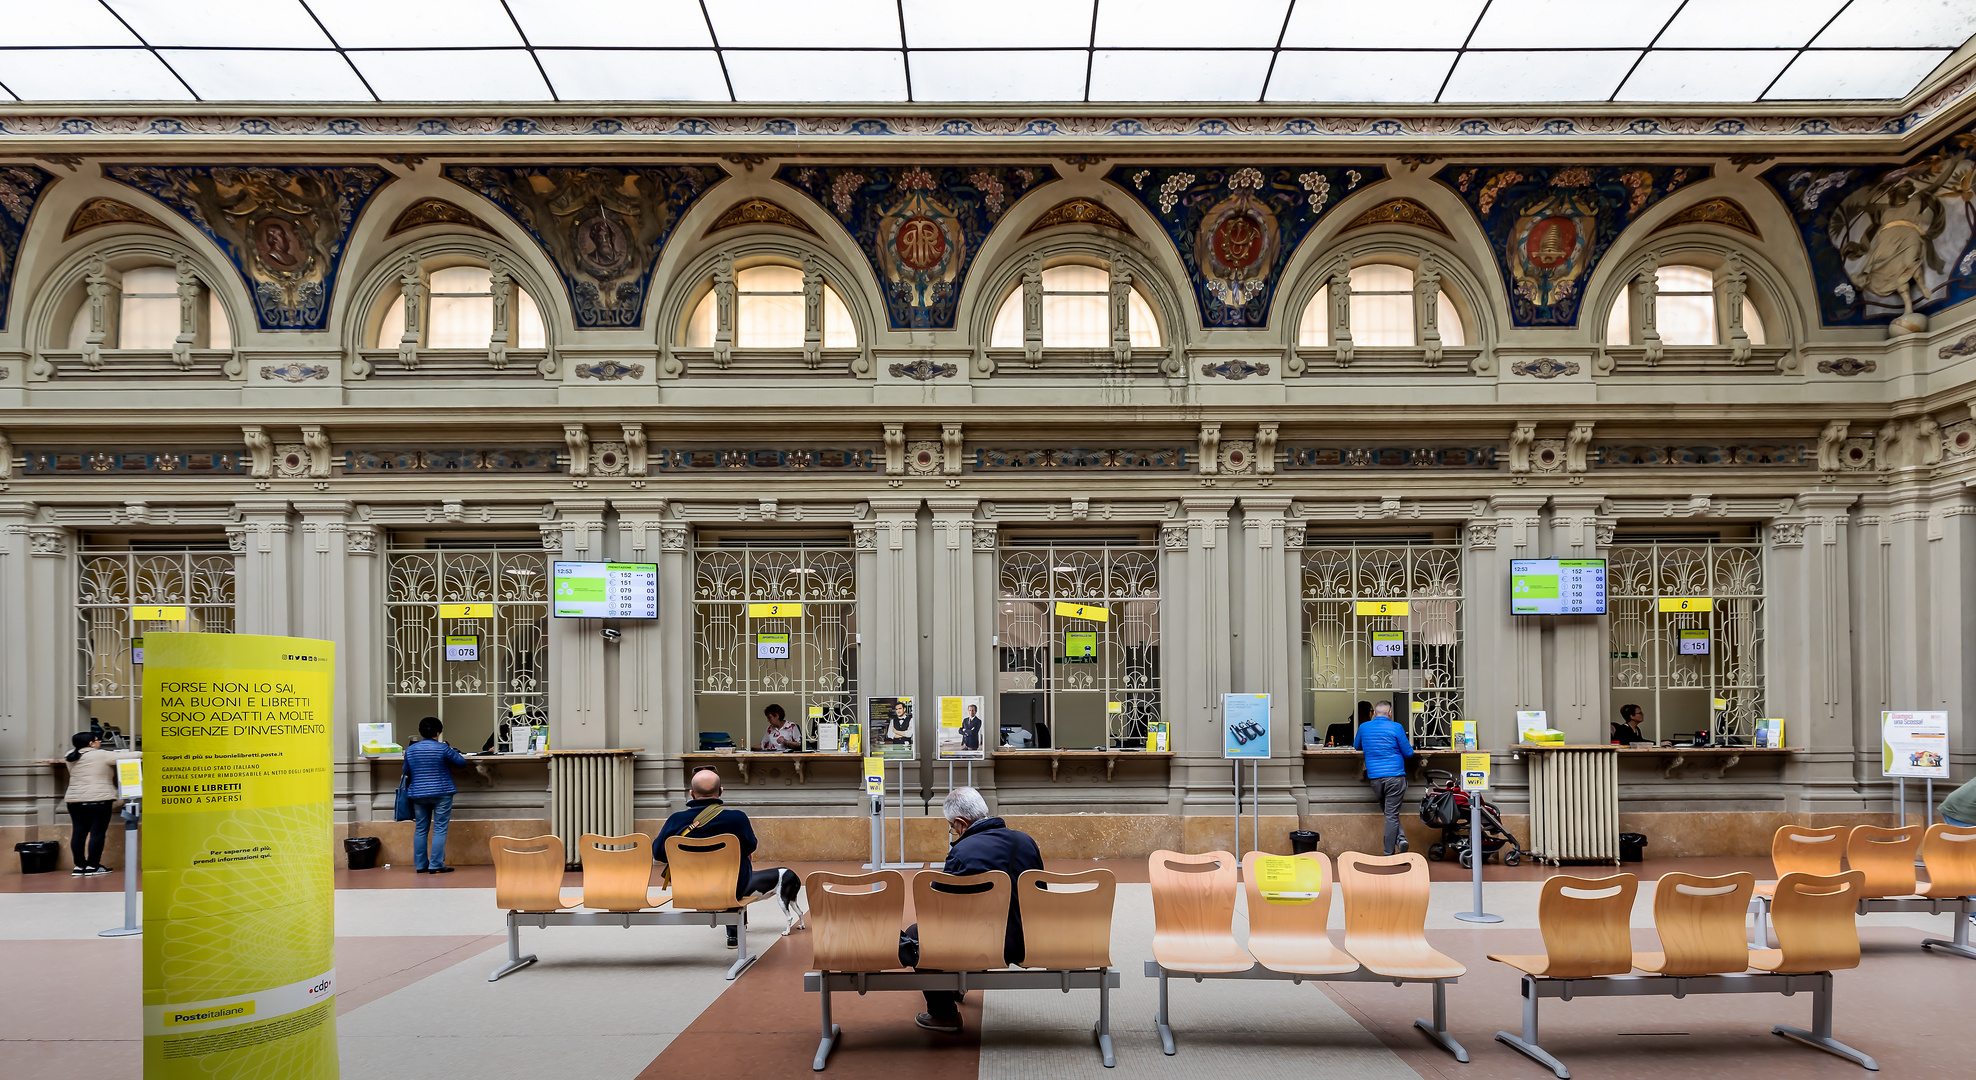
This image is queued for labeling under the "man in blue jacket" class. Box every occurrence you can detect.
[1353,700,1416,855]
[655,767,781,948]
[900,786,1043,1034]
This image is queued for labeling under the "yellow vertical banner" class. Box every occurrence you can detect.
[142,633,338,1080]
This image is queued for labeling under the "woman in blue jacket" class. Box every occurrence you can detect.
[403,715,469,873]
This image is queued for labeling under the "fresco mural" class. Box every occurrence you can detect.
[1765,124,1976,330]
[444,164,726,330]
[1106,164,1383,329]
[0,165,57,332]
[105,164,390,332]
[1438,164,1708,328]
[775,164,1057,330]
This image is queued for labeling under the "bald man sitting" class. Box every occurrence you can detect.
[654,767,795,948]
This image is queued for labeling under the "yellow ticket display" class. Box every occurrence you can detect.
[437,603,491,619]
[863,756,885,796]
[117,758,143,798]
[1253,855,1324,905]
[1354,600,1409,617]
[748,602,804,618]
[1054,601,1109,622]
[1657,597,1714,613]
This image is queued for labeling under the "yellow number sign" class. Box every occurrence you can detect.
[1053,601,1110,623]
[1657,597,1714,612]
[747,602,805,619]
[438,603,491,619]
[1354,601,1410,617]
[1253,855,1324,905]
[131,606,187,621]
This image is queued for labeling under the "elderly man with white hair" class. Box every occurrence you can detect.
[897,785,1043,1034]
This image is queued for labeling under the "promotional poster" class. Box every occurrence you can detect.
[869,697,915,759]
[937,696,987,759]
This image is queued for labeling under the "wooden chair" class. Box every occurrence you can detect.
[1016,869,1115,970]
[1752,826,1849,947]
[1845,825,1923,898]
[488,834,580,981]
[1147,849,1252,973]
[1238,851,1357,975]
[1633,872,1754,975]
[1916,824,1976,960]
[578,833,664,912]
[1488,874,1638,978]
[915,870,1014,971]
[1335,852,1465,980]
[806,871,907,1072]
[1749,871,1865,974]
[664,833,745,911]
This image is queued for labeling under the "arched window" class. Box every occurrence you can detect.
[1297,263,1465,348]
[683,264,858,349]
[63,261,231,350]
[1605,263,1766,347]
[988,264,1161,348]
[374,264,546,350]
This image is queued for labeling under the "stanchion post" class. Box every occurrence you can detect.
[1455,755,1501,924]
[100,801,142,938]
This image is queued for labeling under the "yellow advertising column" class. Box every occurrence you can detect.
[142,633,338,1079]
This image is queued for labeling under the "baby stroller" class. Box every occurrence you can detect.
[1417,769,1522,868]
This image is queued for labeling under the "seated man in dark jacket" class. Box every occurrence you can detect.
[900,786,1043,1034]
[654,767,787,948]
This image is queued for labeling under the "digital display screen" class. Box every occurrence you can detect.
[1510,558,1607,615]
[551,561,658,618]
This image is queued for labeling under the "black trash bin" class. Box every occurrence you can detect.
[1289,830,1321,854]
[14,840,59,874]
[344,836,381,870]
[1618,832,1648,863]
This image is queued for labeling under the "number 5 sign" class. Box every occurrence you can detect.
[1354,601,1410,617]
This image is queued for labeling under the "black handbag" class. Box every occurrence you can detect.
[393,764,413,822]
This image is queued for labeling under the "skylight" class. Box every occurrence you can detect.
[0,0,1968,105]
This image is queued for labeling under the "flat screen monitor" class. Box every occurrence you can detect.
[551,561,658,618]
[1510,558,1607,615]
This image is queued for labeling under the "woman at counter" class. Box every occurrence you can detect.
[758,704,803,751]
[63,731,138,875]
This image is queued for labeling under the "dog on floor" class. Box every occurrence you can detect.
[771,867,807,935]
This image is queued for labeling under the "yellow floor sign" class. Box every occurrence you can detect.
[142,633,338,1079]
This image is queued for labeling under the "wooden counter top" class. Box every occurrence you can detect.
[992,748,1175,781]
[678,750,859,784]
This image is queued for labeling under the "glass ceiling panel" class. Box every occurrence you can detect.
[0,0,1969,104]
[910,51,1090,103]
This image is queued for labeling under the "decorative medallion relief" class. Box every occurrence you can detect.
[888,358,957,380]
[105,164,390,331]
[1942,330,1976,359]
[1439,164,1707,328]
[1529,439,1568,472]
[705,196,818,237]
[444,164,725,329]
[972,447,1189,471]
[0,166,58,332]
[906,441,942,475]
[1839,436,1876,470]
[1511,357,1580,379]
[775,163,1057,330]
[1218,440,1256,475]
[1338,197,1452,237]
[385,197,497,238]
[260,362,330,382]
[64,196,166,239]
[1816,356,1876,376]
[1106,163,1382,329]
[1021,197,1136,237]
[574,360,644,381]
[589,441,628,477]
[1201,359,1270,381]
[1941,419,1975,457]
[1647,196,1761,240]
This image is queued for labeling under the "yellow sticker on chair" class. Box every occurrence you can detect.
[1254,855,1323,905]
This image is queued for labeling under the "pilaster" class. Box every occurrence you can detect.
[543,500,608,749]
[1172,498,1234,810]
[1544,493,1612,742]
[1237,497,1299,813]
[1469,494,1547,747]
[613,498,672,803]
[862,499,922,706]
[227,500,293,637]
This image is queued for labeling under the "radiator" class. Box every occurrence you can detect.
[547,750,636,866]
[1526,746,1620,864]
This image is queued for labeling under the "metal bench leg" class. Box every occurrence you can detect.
[1413,979,1470,1063]
[1153,967,1175,1055]
[1496,976,1569,1078]
[726,910,759,980]
[1773,974,1878,1071]
[489,913,538,982]
[1093,968,1116,1067]
[813,981,840,1071]
[1920,900,1976,960]
[1749,896,1772,950]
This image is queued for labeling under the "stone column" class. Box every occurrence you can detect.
[294,500,360,818]
[342,521,382,822]
[1237,497,1299,816]
[970,521,999,805]
[614,498,673,810]
[543,501,608,749]
[926,500,981,778]
[863,500,922,707]
[1766,493,1861,810]
[1544,493,1612,742]
[1170,499,1234,815]
[227,500,293,637]
[1468,494,1547,746]
[0,503,76,825]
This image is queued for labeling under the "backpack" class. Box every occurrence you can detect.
[659,802,725,887]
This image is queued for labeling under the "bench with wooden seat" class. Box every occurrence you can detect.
[1848,823,1976,961]
[1490,871,1877,1078]
[486,831,767,982]
[802,867,1121,1071]
[1142,849,1468,1062]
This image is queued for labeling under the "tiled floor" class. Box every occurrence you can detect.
[7,858,1971,1080]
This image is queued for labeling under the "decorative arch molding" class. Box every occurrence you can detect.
[1021,197,1136,238]
[1337,197,1452,239]
[963,232,1188,379]
[386,198,496,239]
[1647,197,1761,241]
[64,197,166,240]
[704,196,818,238]
[340,233,566,379]
[1583,232,1804,374]
[1278,231,1499,376]
[655,234,878,376]
[25,234,245,380]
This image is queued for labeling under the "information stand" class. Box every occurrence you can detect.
[1453,752,1501,924]
[101,756,142,938]
[1224,694,1270,856]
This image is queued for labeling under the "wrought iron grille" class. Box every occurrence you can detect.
[996,543,1160,750]
[1607,541,1765,743]
[77,543,236,743]
[385,543,548,742]
[1300,542,1464,748]
[692,543,857,750]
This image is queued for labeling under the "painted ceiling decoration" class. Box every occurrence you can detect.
[1438,164,1709,328]
[1647,197,1762,240]
[104,164,390,332]
[444,165,726,330]
[1107,163,1385,329]
[1763,117,1976,330]
[0,165,56,331]
[706,197,818,238]
[1339,197,1452,238]
[776,164,1057,331]
[63,196,165,240]
[385,198,496,239]
[1022,198,1136,238]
